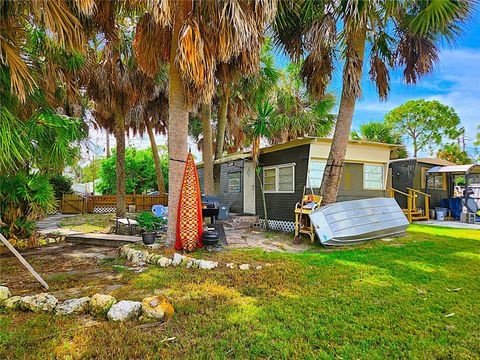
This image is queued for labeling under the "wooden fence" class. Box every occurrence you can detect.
[60,193,168,214]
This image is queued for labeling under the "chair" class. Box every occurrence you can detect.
[152,205,168,219]
[294,195,323,243]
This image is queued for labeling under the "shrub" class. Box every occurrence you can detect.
[135,211,166,232]
[48,174,73,200]
[97,148,168,195]
[0,173,56,239]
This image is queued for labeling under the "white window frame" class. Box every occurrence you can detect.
[307,159,327,188]
[227,171,241,193]
[263,163,295,193]
[363,163,385,190]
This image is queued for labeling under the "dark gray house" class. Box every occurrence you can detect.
[198,137,398,232]
[388,158,454,209]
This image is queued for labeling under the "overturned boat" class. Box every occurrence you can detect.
[309,197,409,246]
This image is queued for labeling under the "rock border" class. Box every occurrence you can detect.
[0,287,173,323]
[120,245,265,271]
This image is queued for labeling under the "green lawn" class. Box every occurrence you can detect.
[1,225,479,359]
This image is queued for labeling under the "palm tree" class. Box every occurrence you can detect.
[133,1,276,245]
[270,62,336,144]
[274,0,473,205]
[88,28,142,218]
[244,100,276,230]
[0,0,88,102]
[351,121,407,159]
[200,104,214,195]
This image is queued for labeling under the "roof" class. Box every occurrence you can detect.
[260,137,402,154]
[197,137,401,166]
[427,164,480,174]
[389,157,456,166]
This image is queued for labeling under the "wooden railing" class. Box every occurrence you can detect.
[387,187,430,222]
[61,193,168,214]
[407,188,430,221]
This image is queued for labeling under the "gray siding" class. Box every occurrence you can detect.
[255,145,310,222]
[198,161,244,213]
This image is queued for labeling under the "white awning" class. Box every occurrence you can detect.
[427,164,480,174]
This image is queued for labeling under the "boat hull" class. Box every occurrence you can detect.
[309,197,409,246]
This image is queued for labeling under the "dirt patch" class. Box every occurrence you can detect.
[0,243,129,299]
[225,228,316,252]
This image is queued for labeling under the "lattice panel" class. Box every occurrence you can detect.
[259,219,295,233]
[93,207,116,214]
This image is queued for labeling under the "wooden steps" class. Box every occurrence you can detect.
[402,209,428,221]
[65,233,141,247]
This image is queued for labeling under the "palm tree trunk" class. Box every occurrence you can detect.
[256,169,269,230]
[320,30,366,205]
[214,88,229,194]
[145,118,166,194]
[106,131,110,158]
[200,103,214,195]
[215,92,229,160]
[115,115,126,218]
[165,1,191,247]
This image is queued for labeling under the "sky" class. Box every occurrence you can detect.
[87,12,480,162]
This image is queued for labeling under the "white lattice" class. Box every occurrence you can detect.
[93,207,116,214]
[259,219,295,233]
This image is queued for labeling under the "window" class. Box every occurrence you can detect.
[427,173,446,190]
[227,172,241,193]
[263,164,295,192]
[307,160,326,188]
[363,164,384,190]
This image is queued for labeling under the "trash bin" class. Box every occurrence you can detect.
[217,204,230,220]
[435,207,447,221]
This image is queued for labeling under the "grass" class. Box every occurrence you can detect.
[59,213,115,233]
[1,225,479,359]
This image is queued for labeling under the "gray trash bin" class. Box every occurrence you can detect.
[217,204,230,220]
[435,207,447,221]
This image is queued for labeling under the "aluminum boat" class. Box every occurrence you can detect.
[308,197,409,246]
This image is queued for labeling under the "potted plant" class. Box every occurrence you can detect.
[136,211,164,245]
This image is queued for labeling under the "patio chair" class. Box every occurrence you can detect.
[152,205,168,220]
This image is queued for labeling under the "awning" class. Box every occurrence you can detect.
[427,164,480,174]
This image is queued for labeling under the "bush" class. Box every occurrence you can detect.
[135,211,166,232]
[48,174,73,200]
[97,147,168,195]
[0,173,56,238]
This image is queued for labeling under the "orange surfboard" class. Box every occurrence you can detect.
[175,152,203,251]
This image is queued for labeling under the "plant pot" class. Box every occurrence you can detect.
[141,231,157,245]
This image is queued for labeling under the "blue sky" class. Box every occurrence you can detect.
[89,14,480,161]
[275,13,480,157]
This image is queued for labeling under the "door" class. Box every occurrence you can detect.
[243,161,256,214]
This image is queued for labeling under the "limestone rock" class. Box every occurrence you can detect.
[255,265,262,270]
[3,296,21,309]
[226,263,236,269]
[172,253,185,266]
[90,294,117,315]
[239,264,250,270]
[141,295,174,320]
[186,259,200,269]
[131,250,148,264]
[20,293,58,312]
[158,257,172,267]
[56,297,91,315]
[198,260,218,270]
[107,300,142,321]
[0,286,11,302]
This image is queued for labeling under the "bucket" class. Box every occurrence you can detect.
[435,207,448,221]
